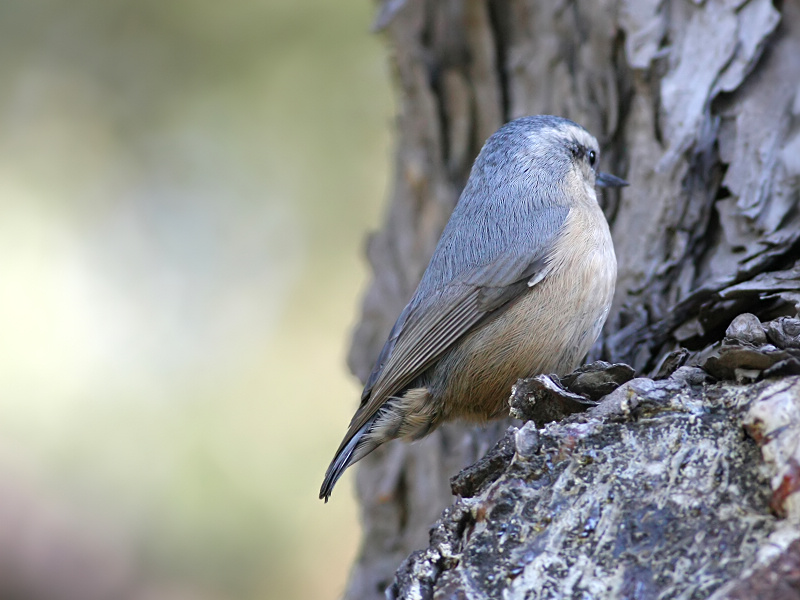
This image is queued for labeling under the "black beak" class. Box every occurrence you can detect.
[596,171,629,188]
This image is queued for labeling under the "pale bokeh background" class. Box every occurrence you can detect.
[0,1,392,599]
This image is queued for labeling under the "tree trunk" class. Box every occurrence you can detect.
[343,1,800,598]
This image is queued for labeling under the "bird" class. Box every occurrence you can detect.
[320,115,628,501]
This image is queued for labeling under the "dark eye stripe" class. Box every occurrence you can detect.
[569,142,585,159]
[569,141,597,167]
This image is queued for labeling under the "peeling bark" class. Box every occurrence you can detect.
[387,317,800,599]
[342,1,800,598]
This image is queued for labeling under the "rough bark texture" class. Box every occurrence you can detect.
[342,0,800,598]
[388,321,800,599]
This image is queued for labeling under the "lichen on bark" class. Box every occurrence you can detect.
[389,319,800,599]
[341,0,800,597]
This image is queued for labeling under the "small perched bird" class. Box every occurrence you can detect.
[320,115,627,501]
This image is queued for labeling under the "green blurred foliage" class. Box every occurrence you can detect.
[0,1,392,599]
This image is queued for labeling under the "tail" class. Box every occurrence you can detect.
[319,416,378,502]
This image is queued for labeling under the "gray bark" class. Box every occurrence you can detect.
[342,0,800,598]
[388,330,800,599]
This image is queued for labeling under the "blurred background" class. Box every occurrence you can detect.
[0,1,392,599]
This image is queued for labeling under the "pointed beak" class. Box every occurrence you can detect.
[596,171,629,188]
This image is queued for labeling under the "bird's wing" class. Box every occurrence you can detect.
[339,204,570,451]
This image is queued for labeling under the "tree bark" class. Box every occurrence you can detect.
[343,1,800,598]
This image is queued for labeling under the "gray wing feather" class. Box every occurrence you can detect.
[360,301,413,403]
[342,203,569,441]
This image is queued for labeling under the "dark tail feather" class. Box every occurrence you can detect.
[319,418,376,502]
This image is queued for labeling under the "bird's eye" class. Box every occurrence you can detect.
[588,150,597,167]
